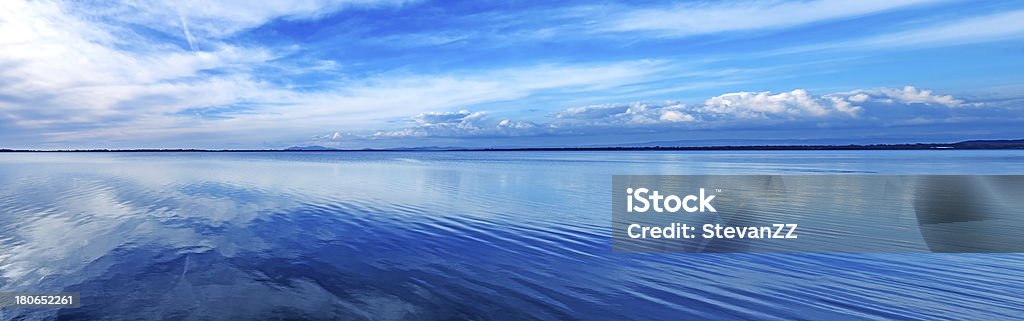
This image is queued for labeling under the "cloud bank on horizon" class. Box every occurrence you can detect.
[1,0,1022,149]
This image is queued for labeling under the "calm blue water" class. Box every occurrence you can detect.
[1,151,1023,320]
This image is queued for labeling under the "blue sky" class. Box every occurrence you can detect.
[1,0,1023,149]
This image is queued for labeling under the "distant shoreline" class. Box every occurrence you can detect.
[3,139,1023,152]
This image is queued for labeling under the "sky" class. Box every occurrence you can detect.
[1,0,1023,149]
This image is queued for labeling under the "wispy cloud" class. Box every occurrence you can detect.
[85,0,415,40]
[177,10,199,52]
[858,10,1024,48]
[0,0,663,147]
[775,9,1024,54]
[1,0,1022,148]
[601,0,940,37]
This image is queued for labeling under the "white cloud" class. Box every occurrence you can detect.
[858,86,964,107]
[555,105,631,120]
[0,1,278,124]
[498,119,537,130]
[369,110,544,138]
[701,89,862,118]
[554,102,695,125]
[412,110,479,125]
[848,93,871,103]
[660,110,696,123]
[335,86,992,141]
[372,110,487,137]
[604,0,937,37]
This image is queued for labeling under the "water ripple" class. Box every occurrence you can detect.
[0,151,1022,320]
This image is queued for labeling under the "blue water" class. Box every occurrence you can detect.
[1,151,1023,320]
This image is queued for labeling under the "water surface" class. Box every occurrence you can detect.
[1,151,1023,320]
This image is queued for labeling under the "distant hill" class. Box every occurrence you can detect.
[383,146,465,151]
[467,139,1024,151]
[284,145,463,151]
[283,145,340,151]
[950,139,1024,149]
[597,138,928,148]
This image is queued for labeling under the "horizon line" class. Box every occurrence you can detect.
[3,139,1023,152]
